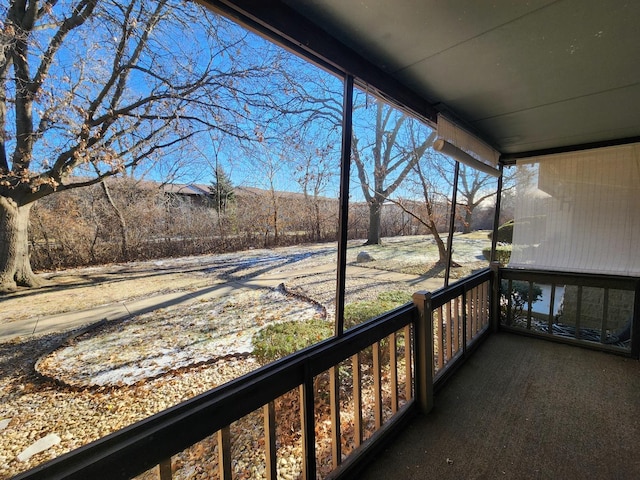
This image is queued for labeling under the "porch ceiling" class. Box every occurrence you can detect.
[213,0,640,157]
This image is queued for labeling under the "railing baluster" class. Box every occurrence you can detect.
[526,281,533,329]
[264,402,277,480]
[217,426,232,480]
[158,458,172,480]
[576,285,583,339]
[403,324,412,401]
[473,286,482,336]
[548,283,556,335]
[507,278,513,325]
[446,302,455,360]
[352,353,363,447]
[437,306,444,370]
[470,287,477,335]
[463,289,470,348]
[300,374,316,480]
[453,297,460,356]
[483,281,489,328]
[389,332,398,414]
[373,341,382,430]
[330,365,341,469]
[600,288,609,343]
[480,282,485,328]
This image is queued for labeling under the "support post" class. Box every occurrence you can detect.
[412,291,434,414]
[444,162,460,287]
[490,164,504,262]
[334,75,354,336]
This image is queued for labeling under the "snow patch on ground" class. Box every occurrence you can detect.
[36,288,325,387]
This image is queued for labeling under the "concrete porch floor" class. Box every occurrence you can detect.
[360,333,640,479]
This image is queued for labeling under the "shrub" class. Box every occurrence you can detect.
[252,318,332,365]
[344,290,411,329]
[252,291,411,365]
[500,280,543,324]
[488,220,514,243]
[482,245,512,265]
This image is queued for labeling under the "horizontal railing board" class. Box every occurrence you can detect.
[501,268,638,290]
[431,268,492,308]
[500,325,632,356]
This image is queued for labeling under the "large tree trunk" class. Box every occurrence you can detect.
[365,200,382,245]
[462,205,473,234]
[434,229,448,264]
[100,181,129,261]
[0,197,43,293]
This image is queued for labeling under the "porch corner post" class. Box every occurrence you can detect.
[412,290,434,414]
[490,261,501,333]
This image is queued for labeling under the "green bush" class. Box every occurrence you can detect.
[252,318,332,365]
[500,280,543,324]
[488,220,514,243]
[482,245,512,265]
[252,290,411,365]
[344,290,411,329]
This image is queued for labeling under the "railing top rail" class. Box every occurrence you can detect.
[15,304,418,480]
[500,267,639,290]
[431,268,492,308]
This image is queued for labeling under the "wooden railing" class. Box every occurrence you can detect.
[14,304,419,480]
[13,269,497,480]
[412,268,493,396]
[499,268,640,358]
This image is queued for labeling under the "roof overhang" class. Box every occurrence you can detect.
[203,0,640,160]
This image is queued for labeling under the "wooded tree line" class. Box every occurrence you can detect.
[28,176,495,271]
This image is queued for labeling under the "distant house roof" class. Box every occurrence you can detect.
[162,183,211,197]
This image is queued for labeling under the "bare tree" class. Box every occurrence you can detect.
[290,136,337,241]
[389,148,452,264]
[352,97,436,245]
[432,156,503,233]
[0,0,284,292]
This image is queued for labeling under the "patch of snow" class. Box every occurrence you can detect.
[37,288,325,387]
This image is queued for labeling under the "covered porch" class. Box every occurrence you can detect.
[10,1,640,479]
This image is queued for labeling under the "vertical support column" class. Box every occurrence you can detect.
[334,75,354,337]
[490,164,504,262]
[444,162,460,287]
[412,291,434,414]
